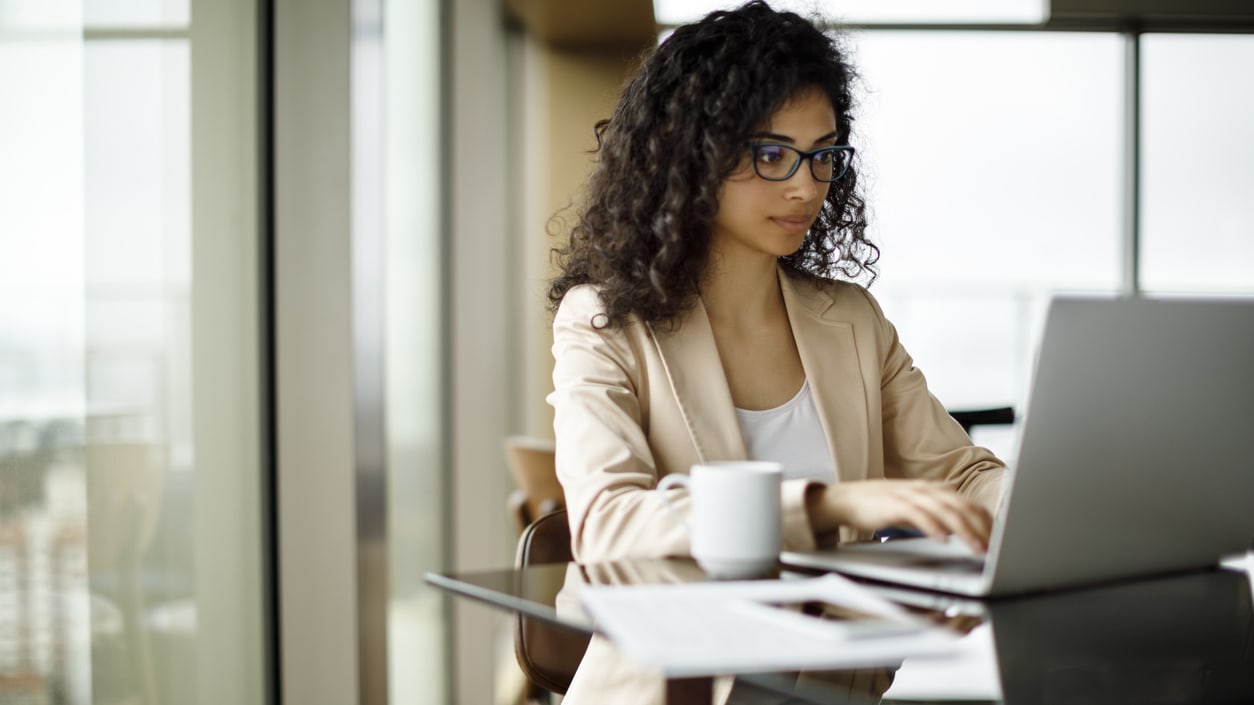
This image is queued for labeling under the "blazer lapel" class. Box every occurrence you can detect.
[779,270,870,482]
[648,301,748,463]
[648,272,871,479]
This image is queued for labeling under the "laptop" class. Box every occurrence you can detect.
[782,296,1254,597]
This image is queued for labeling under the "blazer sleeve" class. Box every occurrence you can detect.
[855,287,1007,517]
[548,286,694,563]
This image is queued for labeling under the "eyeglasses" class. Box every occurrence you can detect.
[745,143,855,183]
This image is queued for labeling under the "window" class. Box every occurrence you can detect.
[848,31,1124,458]
[0,2,266,702]
[1141,34,1254,295]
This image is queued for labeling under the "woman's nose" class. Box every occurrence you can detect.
[784,163,820,200]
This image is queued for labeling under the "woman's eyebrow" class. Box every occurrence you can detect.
[749,131,796,143]
[749,130,839,145]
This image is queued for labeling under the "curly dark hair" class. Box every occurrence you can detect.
[547,1,878,330]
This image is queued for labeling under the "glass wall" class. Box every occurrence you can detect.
[0,0,266,702]
[1141,34,1254,295]
[1,4,89,701]
[385,0,446,701]
[842,28,1254,461]
[849,30,1124,459]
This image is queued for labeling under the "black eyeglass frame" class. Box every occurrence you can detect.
[745,143,856,183]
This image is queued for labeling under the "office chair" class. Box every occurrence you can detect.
[504,438,587,702]
[505,436,562,534]
[948,406,1016,436]
[87,442,166,705]
[512,509,589,701]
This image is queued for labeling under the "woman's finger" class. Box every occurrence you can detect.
[894,484,991,552]
[817,480,995,552]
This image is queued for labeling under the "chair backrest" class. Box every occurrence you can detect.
[515,507,574,567]
[504,436,564,533]
[948,406,1016,436]
[513,509,589,695]
[86,442,166,577]
[85,442,166,705]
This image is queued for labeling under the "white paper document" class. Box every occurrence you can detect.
[580,572,961,677]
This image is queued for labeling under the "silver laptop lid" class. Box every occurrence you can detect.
[985,296,1254,595]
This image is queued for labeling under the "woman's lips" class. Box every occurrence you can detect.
[771,215,812,234]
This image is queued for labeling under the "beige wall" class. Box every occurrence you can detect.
[517,39,646,440]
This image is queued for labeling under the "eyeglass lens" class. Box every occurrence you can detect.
[750,144,851,182]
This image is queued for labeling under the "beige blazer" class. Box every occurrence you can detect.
[547,267,1006,704]
[550,267,1005,561]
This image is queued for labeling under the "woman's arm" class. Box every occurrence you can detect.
[804,286,1006,551]
[549,286,694,563]
[864,287,1006,513]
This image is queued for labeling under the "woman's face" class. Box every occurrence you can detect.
[710,87,837,266]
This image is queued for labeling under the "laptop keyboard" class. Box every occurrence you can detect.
[899,557,985,574]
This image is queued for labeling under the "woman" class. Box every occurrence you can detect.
[546,2,1005,700]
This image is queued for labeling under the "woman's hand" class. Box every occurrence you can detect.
[805,479,994,553]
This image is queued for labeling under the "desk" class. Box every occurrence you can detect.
[427,558,1254,704]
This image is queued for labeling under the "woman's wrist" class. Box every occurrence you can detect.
[804,483,843,536]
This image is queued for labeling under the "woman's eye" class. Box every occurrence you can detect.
[813,150,834,165]
[756,146,785,164]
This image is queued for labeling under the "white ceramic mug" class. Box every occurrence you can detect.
[657,461,783,579]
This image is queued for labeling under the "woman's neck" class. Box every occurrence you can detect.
[700,251,786,326]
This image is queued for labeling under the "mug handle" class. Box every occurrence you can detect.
[656,473,690,528]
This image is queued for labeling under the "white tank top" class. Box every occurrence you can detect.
[733,380,835,483]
